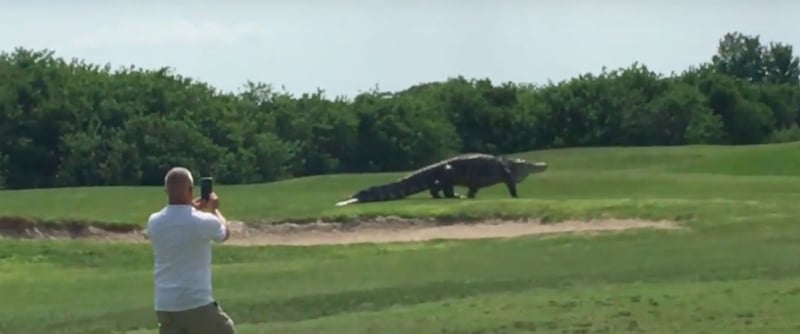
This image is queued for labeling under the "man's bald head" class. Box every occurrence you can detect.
[164,167,194,204]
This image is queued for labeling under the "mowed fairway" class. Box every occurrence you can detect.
[3,143,800,333]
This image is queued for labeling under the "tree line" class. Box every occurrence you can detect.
[0,31,799,189]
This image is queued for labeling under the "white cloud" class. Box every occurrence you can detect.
[69,20,269,49]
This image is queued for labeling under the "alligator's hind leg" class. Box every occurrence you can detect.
[439,164,463,199]
[430,179,461,199]
[440,180,465,199]
[429,180,442,198]
[442,182,458,198]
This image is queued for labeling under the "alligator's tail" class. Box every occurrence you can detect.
[335,177,429,207]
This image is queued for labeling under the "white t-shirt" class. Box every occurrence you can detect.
[146,204,227,311]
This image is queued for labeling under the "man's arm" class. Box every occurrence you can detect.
[198,209,230,242]
[194,192,230,242]
[211,208,230,242]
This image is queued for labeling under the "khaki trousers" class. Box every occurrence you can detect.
[156,301,235,334]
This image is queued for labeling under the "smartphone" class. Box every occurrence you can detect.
[200,177,213,201]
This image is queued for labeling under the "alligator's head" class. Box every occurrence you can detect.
[507,157,548,183]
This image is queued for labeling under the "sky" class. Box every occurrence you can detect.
[1,0,798,98]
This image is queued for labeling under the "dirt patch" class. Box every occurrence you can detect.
[0,216,683,246]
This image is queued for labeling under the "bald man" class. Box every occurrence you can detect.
[145,167,235,334]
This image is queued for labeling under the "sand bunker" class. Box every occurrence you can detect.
[0,216,682,246]
[222,218,680,246]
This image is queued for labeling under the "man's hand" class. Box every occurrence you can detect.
[193,192,220,213]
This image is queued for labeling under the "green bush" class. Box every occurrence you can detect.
[0,31,798,189]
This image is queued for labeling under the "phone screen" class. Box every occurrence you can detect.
[200,177,213,200]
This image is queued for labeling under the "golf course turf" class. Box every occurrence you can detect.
[3,143,800,333]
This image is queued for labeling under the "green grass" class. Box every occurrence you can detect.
[3,142,800,333]
[2,141,800,225]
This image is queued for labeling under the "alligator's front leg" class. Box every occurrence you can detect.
[467,186,479,198]
[505,181,518,198]
[502,173,518,198]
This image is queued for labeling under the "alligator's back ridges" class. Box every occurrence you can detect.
[395,153,497,182]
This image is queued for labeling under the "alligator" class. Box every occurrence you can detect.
[335,153,548,206]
